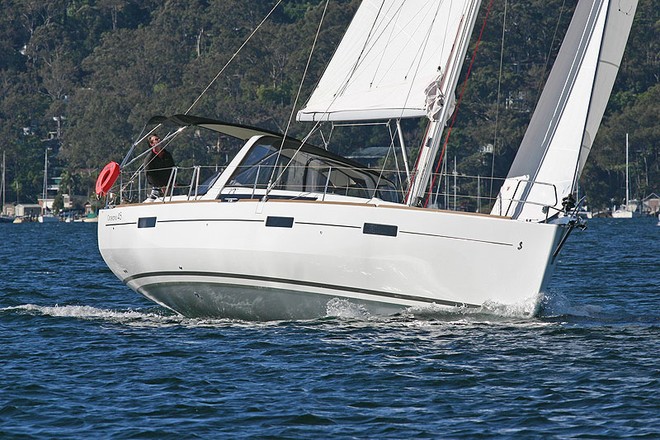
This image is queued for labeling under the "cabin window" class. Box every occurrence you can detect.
[196,169,222,195]
[226,137,401,202]
[230,143,279,188]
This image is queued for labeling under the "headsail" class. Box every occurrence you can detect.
[297,0,480,123]
[492,0,638,221]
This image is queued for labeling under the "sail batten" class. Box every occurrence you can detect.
[297,0,477,122]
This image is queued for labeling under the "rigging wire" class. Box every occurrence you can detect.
[535,0,569,103]
[384,1,444,200]
[265,0,404,197]
[489,0,508,201]
[184,0,284,116]
[424,0,496,208]
[387,121,407,199]
[118,1,283,200]
[339,0,387,97]
[266,0,331,195]
[267,1,445,202]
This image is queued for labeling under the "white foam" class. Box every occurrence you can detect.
[3,304,186,327]
[2,303,285,327]
[325,298,372,319]
[479,294,542,318]
[404,292,543,321]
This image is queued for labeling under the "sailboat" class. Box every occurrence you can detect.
[38,148,58,223]
[611,133,634,218]
[96,0,638,320]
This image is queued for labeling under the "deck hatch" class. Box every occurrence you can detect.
[265,216,294,228]
[138,217,157,228]
[363,223,398,237]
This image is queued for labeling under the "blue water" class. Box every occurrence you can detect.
[1,218,658,438]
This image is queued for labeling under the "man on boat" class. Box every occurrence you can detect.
[144,135,175,200]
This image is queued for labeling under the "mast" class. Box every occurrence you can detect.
[42,149,48,215]
[406,0,482,206]
[1,151,5,214]
[625,133,629,207]
[2,150,5,212]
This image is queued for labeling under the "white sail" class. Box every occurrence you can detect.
[297,0,479,122]
[492,0,637,221]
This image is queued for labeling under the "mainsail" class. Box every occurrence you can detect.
[297,0,481,123]
[493,0,638,221]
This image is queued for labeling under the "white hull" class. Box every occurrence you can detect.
[611,209,633,218]
[98,199,564,320]
[577,209,593,219]
[38,214,59,223]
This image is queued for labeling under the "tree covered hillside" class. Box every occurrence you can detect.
[0,0,657,211]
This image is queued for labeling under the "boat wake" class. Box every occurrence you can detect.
[2,304,193,327]
[6,290,647,327]
[4,298,544,328]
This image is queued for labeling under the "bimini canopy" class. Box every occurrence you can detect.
[148,114,374,170]
[148,114,294,141]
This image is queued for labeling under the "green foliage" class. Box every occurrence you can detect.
[52,193,64,213]
[583,84,660,208]
[0,0,656,209]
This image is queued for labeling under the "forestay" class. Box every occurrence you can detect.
[297,0,479,122]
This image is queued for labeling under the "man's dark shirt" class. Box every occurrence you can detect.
[144,148,175,187]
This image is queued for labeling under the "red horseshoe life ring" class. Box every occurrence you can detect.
[95,161,120,196]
